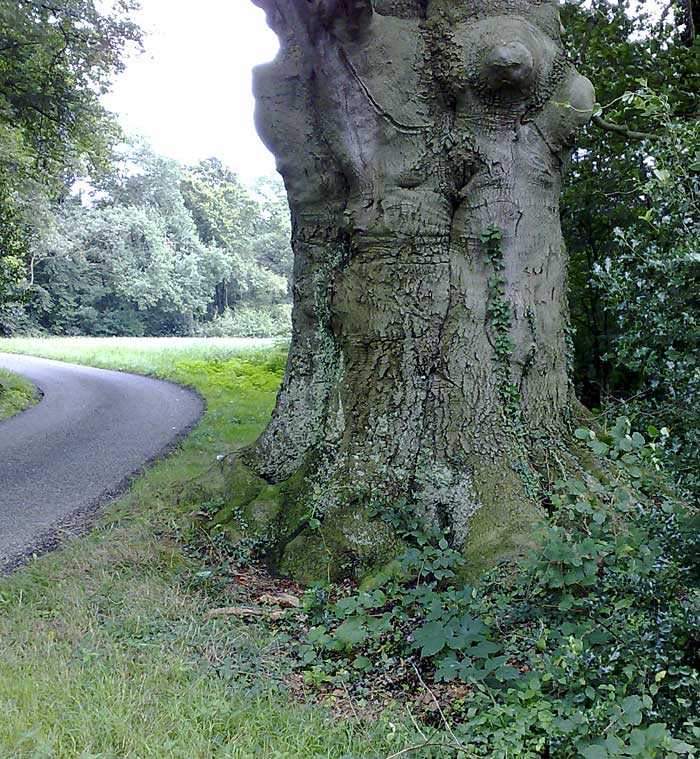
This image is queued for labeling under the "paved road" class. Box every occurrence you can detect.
[0,353,204,572]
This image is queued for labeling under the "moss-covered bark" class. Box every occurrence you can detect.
[219,0,595,581]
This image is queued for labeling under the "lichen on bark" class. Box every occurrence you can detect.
[219,0,596,582]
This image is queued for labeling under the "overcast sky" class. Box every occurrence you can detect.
[103,1,280,183]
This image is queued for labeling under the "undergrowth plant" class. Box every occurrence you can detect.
[0,367,37,420]
[297,420,700,759]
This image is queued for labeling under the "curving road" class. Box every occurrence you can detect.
[0,353,204,573]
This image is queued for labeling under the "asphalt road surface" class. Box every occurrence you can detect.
[0,353,204,573]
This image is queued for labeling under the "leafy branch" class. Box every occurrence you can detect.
[591,113,659,142]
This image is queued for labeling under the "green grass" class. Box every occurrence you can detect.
[0,337,414,759]
[0,367,37,420]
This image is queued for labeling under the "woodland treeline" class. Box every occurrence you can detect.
[0,0,699,491]
[560,0,700,496]
[4,145,293,339]
[0,0,292,340]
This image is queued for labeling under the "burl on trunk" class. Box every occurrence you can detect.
[217,0,595,581]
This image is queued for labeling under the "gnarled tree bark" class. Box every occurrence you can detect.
[219,0,595,582]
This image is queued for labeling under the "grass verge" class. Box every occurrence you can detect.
[0,337,414,759]
[0,367,38,421]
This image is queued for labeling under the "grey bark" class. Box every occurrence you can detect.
[236,0,595,579]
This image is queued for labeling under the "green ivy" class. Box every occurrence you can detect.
[296,422,700,758]
[480,226,522,426]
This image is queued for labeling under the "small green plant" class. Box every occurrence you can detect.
[0,368,37,420]
[480,226,521,422]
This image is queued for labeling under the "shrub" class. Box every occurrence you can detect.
[297,420,700,758]
[197,305,292,338]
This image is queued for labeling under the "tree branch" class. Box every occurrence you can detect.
[681,0,700,45]
[576,14,598,66]
[591,114,659,141]
[657,0,674,32]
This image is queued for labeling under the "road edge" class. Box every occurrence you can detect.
[0,356,206,575]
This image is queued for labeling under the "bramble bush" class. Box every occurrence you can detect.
[297,420,700,758]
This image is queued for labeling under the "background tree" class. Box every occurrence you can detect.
[6,142,294,337]
[217,0,596,582]
[181,159,289,318]
[559,1,700,495]
[0,0,142,315]
[249,175,294,284]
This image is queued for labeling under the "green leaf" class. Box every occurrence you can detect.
[494,665,520,682]
[580,745,608,759]
[335,618,368,647]
[625,728,648,755]
[352,655,373,671]
[469,640,500,658]
[617,436,633,452]
[412,621,449,658]
[668,738,696,754]
[590,440,610,457]
[434,654,460,682]
[620,695,644,726]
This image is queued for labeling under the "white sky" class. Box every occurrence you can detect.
[103,1,280,183]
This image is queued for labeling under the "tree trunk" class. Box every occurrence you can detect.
[219,0,595,582]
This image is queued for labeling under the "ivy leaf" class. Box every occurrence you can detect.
[352,655,373,671]
[335,597,361,615]
[412,621,449,657]
[335,618,368,647]
[579,744,608,759]
[494,665,520,682]
[619,695,644,726]
[590,440,610,457]
[469,640,500,658]
[625,728,648,755]
[617,436,634,452]
[434,654,460,682]
[668,738,696,754]
[653,167,671,183]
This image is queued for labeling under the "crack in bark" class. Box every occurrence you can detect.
[338,47,432,134]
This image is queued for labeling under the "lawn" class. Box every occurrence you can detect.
[0,367,37,420]
[0,337,416,759]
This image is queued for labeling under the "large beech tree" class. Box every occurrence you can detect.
[222,0,595,581]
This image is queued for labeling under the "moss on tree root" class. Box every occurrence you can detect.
[213,451,550,583]
[214,458,406,583]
